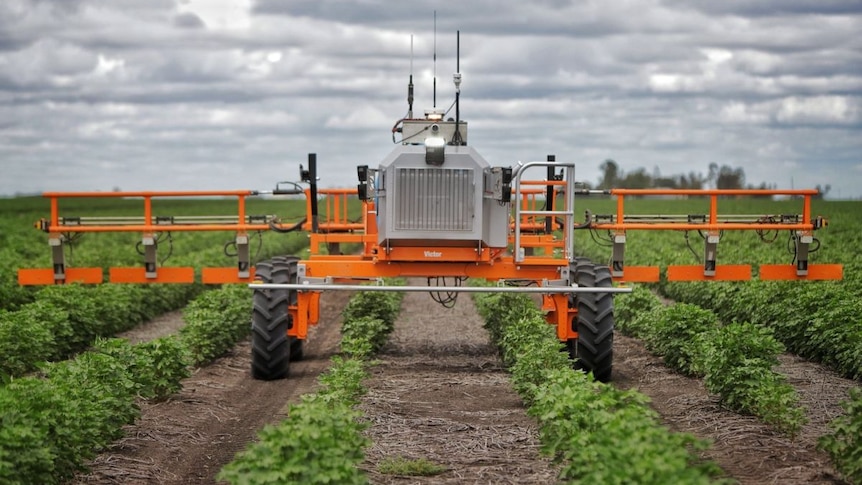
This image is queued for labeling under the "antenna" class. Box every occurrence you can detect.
[407,35,414,119]
[433,10,437,108]
[453,30,463,145]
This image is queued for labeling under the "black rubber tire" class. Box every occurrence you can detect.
[566,257,615,382]
[251,256,298,380]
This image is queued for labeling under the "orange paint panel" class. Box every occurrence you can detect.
[18,267,103,285]
[65,268,104,284]
[759,264,843,281]
[201,267,257,284]
[17,268,55,285]
[109,267,195,284]
[615,266,660,283]
[667,265,751,281]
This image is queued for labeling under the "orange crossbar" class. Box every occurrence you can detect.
[201,267,258,284]
[615,266,660,283]
[18,267,103,285]
[601,188,820,232]
[109,267,195,284]
[759,264,843,281]
[667,265,751,281]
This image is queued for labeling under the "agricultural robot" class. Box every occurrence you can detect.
[18,34,843,383]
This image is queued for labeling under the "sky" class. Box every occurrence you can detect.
[1,0,861,199]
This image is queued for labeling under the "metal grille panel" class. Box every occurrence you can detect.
[394,168,473,231]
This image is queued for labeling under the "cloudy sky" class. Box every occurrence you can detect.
[1,0,860,198]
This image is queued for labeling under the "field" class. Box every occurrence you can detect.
[0,195,860,484]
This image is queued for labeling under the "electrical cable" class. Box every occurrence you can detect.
[427,276,465,308]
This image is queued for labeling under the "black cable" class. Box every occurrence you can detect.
[269,217,307,234]
[427,276,465,308]
[684,231,702,263]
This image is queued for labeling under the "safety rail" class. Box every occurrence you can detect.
[512,161,575,263]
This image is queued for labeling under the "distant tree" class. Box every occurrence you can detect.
[715,165,745,189]
[707,163,719,189]
[622,168,652,189]
[598,160,620,189]
[814,184,831,199]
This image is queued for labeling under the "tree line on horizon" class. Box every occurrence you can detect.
[592,159,831,198]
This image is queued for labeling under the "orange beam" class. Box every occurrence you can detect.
[43,190,258,198]
[614,266,660,283]
[667,265,751,281]
[18,267,103,285]
[41,224,273,233]
[591,223,817,231]
[610,188,819,196]
[759,264,843,281]
[109,267,195,284]
[202,267,258,284]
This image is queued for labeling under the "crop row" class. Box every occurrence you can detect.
[218,288,404,484]
[473,290,727,484]
[660,280,862,380]
[577,201,862,379]
[616,286,805,435]
[0,281,254,484]
[0,232,307,379]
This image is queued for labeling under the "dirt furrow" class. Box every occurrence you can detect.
[72,291,352,485]
[613,334,853,485]
[359,287,557,484]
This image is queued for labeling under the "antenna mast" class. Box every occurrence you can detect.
[432,10,437,108]
[407,35,414,119]
[453,30,463,145]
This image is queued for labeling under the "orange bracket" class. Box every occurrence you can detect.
[613,266,660,283]
[759,264,843,281]
[544,292,578,341]
[109,267,195,284]
[667,265,751,281]
[202,267,258,284]
[18,267,103,285]
[288,291,321,339]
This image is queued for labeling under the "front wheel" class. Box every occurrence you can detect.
[566,258,615,382]
[251,256,299,380]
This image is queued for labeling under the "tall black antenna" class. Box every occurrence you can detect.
[453,30,463,145]
[407,35,414,119]
[432,10,437,108]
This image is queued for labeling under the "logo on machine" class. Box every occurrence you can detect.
[424,250,443,258]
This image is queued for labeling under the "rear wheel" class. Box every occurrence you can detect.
[566,258,615,382]
[251,256,299,380]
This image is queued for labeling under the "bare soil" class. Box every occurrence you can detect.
[358,287,558,484]
[72,291,353,485]
[116,310,186,344]
[71,286,860,485]
[613,334,858,485]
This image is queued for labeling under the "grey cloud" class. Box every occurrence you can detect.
[173,12,206,29]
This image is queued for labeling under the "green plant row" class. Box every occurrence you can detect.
[0,276,266,484]
[218,286,404,485]
[473,291,727,484]
[660,280,862,380]
[0,233,307,380]
[818,388,862,485]
[617,287,806,435]
[573,199,862,381]
[0,336,189,484]
[0,283,200,378]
